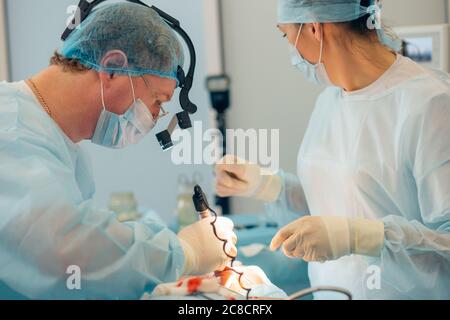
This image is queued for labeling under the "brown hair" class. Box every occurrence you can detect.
[344,0,376,36]
[49,51,91,73]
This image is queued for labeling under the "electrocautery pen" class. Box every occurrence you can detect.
[192,185,211,219]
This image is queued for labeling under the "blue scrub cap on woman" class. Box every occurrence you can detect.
[277,0,402,52]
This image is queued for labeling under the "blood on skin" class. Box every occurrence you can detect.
[187,277,203,293]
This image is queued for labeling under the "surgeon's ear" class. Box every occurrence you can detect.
[311,23,323,43]
[99,50,129,84]
[101,50,129,71]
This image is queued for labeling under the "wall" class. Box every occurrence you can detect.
[383,0,448,26]
[5,0,213,224]
[221,0,449,214]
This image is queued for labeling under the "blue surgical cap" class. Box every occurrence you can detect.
[277,0,402,52]
[61,2,184,81]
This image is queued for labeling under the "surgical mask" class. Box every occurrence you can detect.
[92,76,156,149]
[289,24,332,86]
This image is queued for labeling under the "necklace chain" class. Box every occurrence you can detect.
[27,78,52,118]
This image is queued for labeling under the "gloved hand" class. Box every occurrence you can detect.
[178,217,238,276]
[215,155,282,203]
[217,265,278,297]
[270,216,385,262]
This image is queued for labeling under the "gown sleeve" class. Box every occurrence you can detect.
[0,133,185,299]
[377,92,450,298]
[264,170,310,227]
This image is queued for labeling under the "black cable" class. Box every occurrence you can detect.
[193,185,251,299]
[206,204,252,300]
[288,286,353,300]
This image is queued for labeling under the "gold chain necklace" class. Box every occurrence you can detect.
[26,78,53,118]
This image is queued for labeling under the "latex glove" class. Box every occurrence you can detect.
[216,264,271,289]
[216,265,285,298]
[215,155,282,203]
[178,217,238,276]
[270,216,385,262]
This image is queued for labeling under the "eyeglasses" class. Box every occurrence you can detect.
[141,76,170,120]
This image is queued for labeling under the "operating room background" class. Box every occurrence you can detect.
[2,0,449,223]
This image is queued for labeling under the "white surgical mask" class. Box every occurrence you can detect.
[290,24,332,86]
[91,76,156,149]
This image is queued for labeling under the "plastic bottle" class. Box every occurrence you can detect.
[109,192,141,222]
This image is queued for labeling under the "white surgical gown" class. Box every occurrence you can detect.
[0,81,185,299]
[267,55,450,299]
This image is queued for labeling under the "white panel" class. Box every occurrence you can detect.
[203,0,223,75]
[0,0,8,81]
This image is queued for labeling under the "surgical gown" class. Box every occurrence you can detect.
[0,81,185,299]
[267,55,450,299]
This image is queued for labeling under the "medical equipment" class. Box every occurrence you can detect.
[193,185,212,219]
[192,185,252,299]
[207,76,231,115]
[199,286,352,300]
[207,75,232,215]
[192,184,354,299]
[203,0,232,215]
[396,24,450,72]
[290,24,333,86]
[92,76,157,149]
[61,0,198,151]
